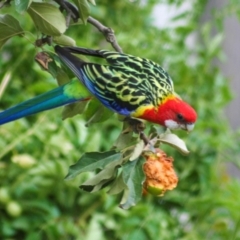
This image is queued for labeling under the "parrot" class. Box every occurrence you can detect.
[0,45,197,131]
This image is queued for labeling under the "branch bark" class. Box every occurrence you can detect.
[87,16,123,53]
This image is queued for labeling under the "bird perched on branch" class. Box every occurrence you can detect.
[0,45,197,131]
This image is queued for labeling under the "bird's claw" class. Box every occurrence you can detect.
[124,117,145,134]
[124,118,155,151]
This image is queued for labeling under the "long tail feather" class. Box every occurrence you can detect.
[55,45,103,59]
[55,45,86,80]
[0,81,88,125]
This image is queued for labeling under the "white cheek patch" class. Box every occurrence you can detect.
[165,120,180,129]
[165,120,195,131]
[186,123,195,131]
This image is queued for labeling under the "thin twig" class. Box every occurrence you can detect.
[140,132,149,146]
[123,117,150,147]
[87,16,123,53]
[54,0,79,26]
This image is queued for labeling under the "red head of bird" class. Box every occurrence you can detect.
[138,96,197,131]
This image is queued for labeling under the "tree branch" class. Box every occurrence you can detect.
[123,117,151,147]
[87,16,123,53]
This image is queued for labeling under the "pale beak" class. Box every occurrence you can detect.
[185,123,195,132]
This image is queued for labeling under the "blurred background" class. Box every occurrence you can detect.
[0,0,240,239]
[153,0,240,178]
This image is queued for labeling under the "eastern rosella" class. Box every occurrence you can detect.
[0,45,197,130]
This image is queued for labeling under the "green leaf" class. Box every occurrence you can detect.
[84,99,114,126]
[46,58,59,79]
[56,67,71,86]
[14,0,32,13]
[81,178,114,192]
[0,14,24,49]
[108,173,127,195]
[87,0,96,5]
[208,33,223,57]
[129,140,144,161]
[120,157,145,209]
[159,130,190,155]
[34,51,60,78]
[113,122,138,151]
[53,35,76,46]
[80,158,123,192]
[62,101,89,120]
[27,2,66,36]
[65,150,121,180]
[83,98,100,118]
[73,0,90,24]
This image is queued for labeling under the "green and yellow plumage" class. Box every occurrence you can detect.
[55,47,173,113]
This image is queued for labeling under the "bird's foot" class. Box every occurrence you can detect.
[123,117,145,134]
[124,117,155,152]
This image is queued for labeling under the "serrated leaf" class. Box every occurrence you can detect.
[27,2,66,36]
[159,132,189,155]
[66,150,121,180]
[108,173,127,195]
[14,0,32,13]
[73,0,90,24]
[53,35,76,46]
[120,157,145,209]
[80,158,123,192]
[0,14,24,49]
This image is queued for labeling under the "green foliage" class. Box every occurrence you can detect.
[66,151,122,180]
[0,14,24,48]
[0,0,240,239]
[27,2,67,36]
[72,0,90,23]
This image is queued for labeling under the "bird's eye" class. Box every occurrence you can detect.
[177,113,184,121]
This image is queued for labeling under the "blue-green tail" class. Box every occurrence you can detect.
[0,81,89,125]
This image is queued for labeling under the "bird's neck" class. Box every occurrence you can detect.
[132,95,180,125]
